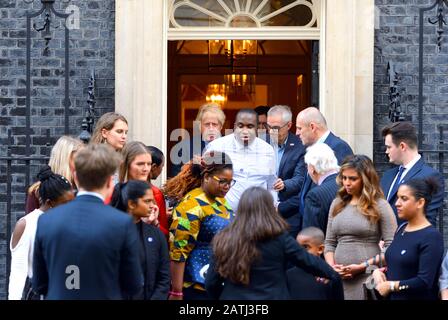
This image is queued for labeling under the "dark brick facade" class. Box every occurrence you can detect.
[374,0,448,247]
[0,0,115,299]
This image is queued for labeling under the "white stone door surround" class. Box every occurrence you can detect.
[115,0,375,179]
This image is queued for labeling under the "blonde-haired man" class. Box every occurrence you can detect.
[170,103,226,177]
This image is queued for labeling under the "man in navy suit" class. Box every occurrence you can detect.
[267,105,306,238]
[381,122,444,225]
[302,143,340,234]
[295,107,353,231]
[33,144,143,299]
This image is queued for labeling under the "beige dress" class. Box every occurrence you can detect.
[324,198,397,300]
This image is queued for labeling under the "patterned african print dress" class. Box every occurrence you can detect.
[169,187,233,291]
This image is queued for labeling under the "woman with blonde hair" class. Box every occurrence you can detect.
[324,155,397,300]
[91,112,128,151]
[25,135,83,214]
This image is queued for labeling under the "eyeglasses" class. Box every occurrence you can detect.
[212,176,236,187]
[266,123,289,131]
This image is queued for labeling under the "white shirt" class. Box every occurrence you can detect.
[400,154,421,181]
[8,208,44,300]
[386,154,422,200]
[205,134,276,212]
[77,190,105,201]
[316,130,331,144]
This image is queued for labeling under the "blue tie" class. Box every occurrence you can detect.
[388,166,405,201]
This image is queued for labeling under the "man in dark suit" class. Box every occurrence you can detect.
[380,122,444,225]
[295,107,353,231]
[33,144,143,299]
[302,143,340,233]
[170,103,226,177]
[267,105,306,238]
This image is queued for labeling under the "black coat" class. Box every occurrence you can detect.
[302,173,339,234]
[287,265,344,300]
[205,232,340,300]
[136,223,170,300]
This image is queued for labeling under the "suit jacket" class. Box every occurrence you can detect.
[205,232,340,300]
[32,195,143,300]
[287,265,344,300]
[380,157,445,226]
[298,132,353,229]
[170,137,206,177]
[302,173,339,233]
[135,223,170,300]
[324,132,354,165]
[276,133,307,234]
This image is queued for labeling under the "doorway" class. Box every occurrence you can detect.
[167,39,318,175]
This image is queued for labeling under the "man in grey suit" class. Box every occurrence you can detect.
[33,144,143,299]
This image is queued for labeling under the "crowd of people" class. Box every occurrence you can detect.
[7,103,448,300]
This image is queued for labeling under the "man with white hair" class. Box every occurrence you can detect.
[302,143,340,233]
[296,107,353,230]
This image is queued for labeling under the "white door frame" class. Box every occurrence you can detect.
[115,0,374,183]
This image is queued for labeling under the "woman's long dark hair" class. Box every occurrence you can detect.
[211,187,288,285]
[111,180,151,212]
[333,155,383,224]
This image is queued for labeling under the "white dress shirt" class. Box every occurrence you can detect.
[316,130,331,144]
[205,134,276,212]
[77,190,105,201]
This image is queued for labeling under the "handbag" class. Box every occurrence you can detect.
[22,277,41,300]
[362,249,385,300]
[363,277,384,300]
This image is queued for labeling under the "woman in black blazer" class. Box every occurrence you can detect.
[205,187,341,300]
[111,180,170,300]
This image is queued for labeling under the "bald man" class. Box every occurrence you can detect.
[295,107,353,233]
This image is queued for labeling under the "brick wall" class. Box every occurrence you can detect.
[374,0,448,248]
[0,0,115,299]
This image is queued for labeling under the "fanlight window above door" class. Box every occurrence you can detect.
[169,0,320,28]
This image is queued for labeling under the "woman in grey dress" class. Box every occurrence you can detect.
[324,155,397,300]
